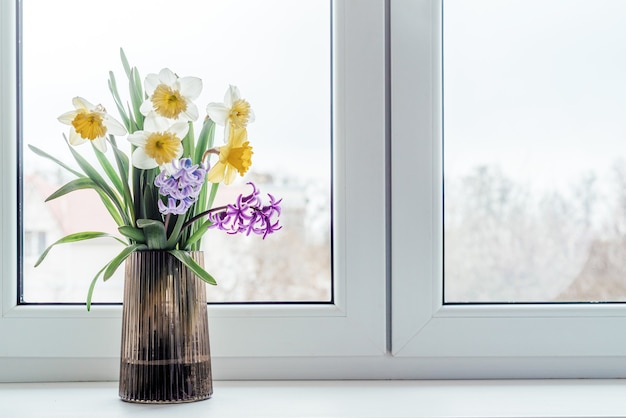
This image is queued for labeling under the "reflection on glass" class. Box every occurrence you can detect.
[21,0,332,303]
[443,0,626,302]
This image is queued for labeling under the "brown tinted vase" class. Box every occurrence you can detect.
[119,251,213,403]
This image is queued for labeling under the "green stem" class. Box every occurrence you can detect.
[166,214,187,249]
[181,205,228,232]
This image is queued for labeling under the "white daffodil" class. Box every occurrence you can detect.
[206,85,255,141]
[140,68,202,124]
[57,97,127,153]
[127,117,189,169]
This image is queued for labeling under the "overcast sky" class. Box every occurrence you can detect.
[443,0,626,192]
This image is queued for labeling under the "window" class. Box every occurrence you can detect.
[0,0,387,381]
[391,0,626,378]
[4,0,625,383]
[443,0,626,303]
[21,0,332,304]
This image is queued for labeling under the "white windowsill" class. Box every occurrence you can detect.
[1,380,625,417]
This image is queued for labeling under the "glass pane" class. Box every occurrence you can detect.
[443,0,626,302]
[21,0,331,303]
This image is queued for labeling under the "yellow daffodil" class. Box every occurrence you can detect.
[207,126,253,185]
[140,68,202,124]
[57,97,127,152]
[127,117,188,169]
[206,85,254,141]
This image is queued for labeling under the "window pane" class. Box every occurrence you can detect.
[443,0,626,302]
[21,0,331,303]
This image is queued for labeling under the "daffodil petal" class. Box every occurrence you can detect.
[103,114,127,136]
[132,148,159,169]
[169,122,189,139]
[68,129,87,146]
[144,115,172,133]
[207,162,225,183]
[179,76,203,100]
[224,85,241,107]
[58,110,77,125]
[158,68,177,86]
[224,165,237,185]
[144,73,161,96]
[127,131,148,147]
[183,103,199,122]
[92,137,108,153]
[72,96,95,110]
[206,103,229,125]
[140,99,154,117]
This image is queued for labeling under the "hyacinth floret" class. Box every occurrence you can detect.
[155,158,207,215]
[209,182,282,239]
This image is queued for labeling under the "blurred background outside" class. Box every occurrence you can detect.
[444,0,626,302]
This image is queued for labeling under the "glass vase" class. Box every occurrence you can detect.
[119,250,213,403]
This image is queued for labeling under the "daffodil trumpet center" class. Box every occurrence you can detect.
[229,99,252,129]
[151,84,188,119]
[144,132,181,165]
[72,109,107,140]
[223,141,253,176]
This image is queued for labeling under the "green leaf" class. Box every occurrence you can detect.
[169,250,217,285]
[182,218,212,250]
[118,225,145,243]
[35,232,126,267]
[207,182,220,210]
[181,180,216,250]
[108,71,131,131]
[137,219,168,249]
[103,244,147,281]
[141,172,161,220]
[91,142,125,199]
[28,144,84,178]
[87,244,147,309]
[109,136,134,221]
[94,189,125,226]
[66,138,128,225]
[38,142,127,226]
[86,264,107,311]
[127,103,139,133]
[166,214,187,249]
[45,178,98,202]
[120,48,132,79]
[183,121,195,160]
[194,118,215,164]
[129,67,144,129]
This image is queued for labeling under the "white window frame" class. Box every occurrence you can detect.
[0,0,389,382]
[7,0,619,383]
[391,0,626,378]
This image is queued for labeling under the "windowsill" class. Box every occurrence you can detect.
[1,380,624,417]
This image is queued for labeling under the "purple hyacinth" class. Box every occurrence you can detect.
[155,158,207,215]
[208,182,282,239]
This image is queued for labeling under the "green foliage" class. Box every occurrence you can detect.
[169,250,217,286]
[29,49,253,310]
[136,219,167,249]
[35,232,126,267]
[44,178,98,202]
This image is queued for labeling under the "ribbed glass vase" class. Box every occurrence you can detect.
[119,251,213,403]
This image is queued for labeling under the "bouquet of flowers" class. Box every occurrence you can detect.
[30,50,282,309]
